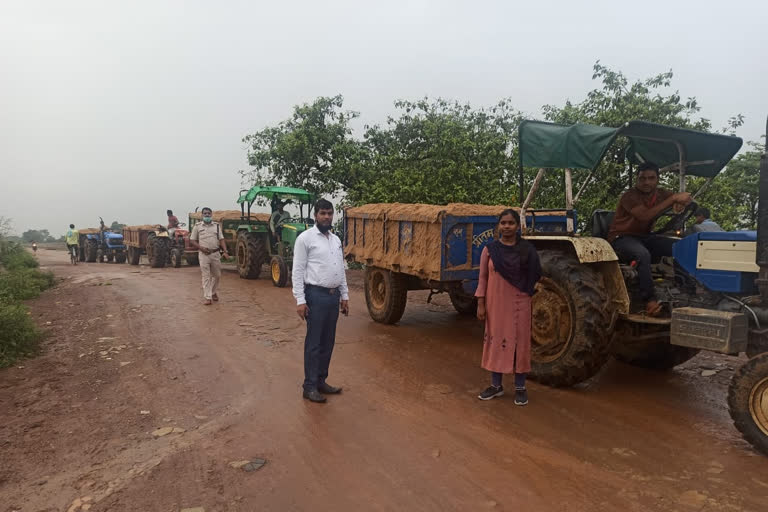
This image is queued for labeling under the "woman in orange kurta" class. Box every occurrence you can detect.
[475,209,541,405]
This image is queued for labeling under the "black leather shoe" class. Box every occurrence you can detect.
[318,383,342,394]
[303,390,327,403]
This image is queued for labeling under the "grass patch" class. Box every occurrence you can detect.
[0,240,54,368]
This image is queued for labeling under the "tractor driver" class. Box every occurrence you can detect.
[269,200,291,241]
[167,209,180,238]
[606,162,692,316]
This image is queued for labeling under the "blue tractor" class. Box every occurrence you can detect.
[83,218,127,263]
[512,119,768,455]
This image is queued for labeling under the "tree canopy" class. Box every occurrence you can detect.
[239,61,760,230]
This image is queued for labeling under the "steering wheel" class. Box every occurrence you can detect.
[651,201,697,235]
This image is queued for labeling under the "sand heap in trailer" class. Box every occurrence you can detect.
[344,203,516,279]
[123,224,162,231]
[78,228,101,235]
[189,210,271,223]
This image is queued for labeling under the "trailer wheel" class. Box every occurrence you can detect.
[529,250,613,387]
[365,267,408,324]
[129,246,141,265]
[448,289,477,316]
[148,236,168,268]
[728,353,768,456]
[185,252,199,266]
[611,323,699,369]
[270,256,289,287]
[170,248,183,268]
[86,240,98,262]
[236,232,267,279]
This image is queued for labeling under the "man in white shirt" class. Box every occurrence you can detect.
[292,198,349,403]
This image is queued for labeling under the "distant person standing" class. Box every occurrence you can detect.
[189,208,229,305]
[65,224,79,261]
[691,207,723,233]
[476,209,541,405]
[31,242,37,253]
[292,198,349,404]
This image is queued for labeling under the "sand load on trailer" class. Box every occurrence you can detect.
[344,203,516,278]
[78,228,100,235]
[189,210,271,223]
[123,224,163,231]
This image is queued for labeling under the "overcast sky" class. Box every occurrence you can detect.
[1,0,766,236]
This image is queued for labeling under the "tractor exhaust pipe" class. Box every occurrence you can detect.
[757,116,768,305]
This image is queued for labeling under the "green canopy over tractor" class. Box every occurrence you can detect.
[237,186,314,205]
[519,120,743,178]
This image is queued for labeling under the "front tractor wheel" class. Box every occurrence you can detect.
[529,250,613,387]
[185,252,199,266]
[364,267,408,324]
[170,248,183,268]
[728,353,768,456]
[147,236,168,268]
[448,289,477,316]
[270,256,289,287]
[236,232,267,279]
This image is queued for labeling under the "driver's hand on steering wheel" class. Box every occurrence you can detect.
[673,192,692,205]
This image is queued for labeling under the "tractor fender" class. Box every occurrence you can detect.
[524,236,629,315]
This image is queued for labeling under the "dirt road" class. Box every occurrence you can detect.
[2,250,768,512]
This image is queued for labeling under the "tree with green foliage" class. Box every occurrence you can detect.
[341,98,522,206]
[241,95,360,199]
[21,229,55,243]
[110,221,126,231]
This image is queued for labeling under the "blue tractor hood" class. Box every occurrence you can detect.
[674,230,758,293]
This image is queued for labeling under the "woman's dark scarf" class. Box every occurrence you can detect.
[486,235,542,296]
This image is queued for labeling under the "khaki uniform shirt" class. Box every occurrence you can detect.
[190,221,224,251]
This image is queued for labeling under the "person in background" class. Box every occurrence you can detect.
[167,210,180,229]
[189,207,229,305]
[476,209,541,405]
[292,198,349,404]
[691,207,723,233]
[31,242,37,253]
[65,224,79,261]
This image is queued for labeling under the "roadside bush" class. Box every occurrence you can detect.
[0,239,54,368]
[0,302,42,367]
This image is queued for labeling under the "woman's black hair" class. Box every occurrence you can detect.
[498,208,520,224]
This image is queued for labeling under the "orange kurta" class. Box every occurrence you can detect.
[475,247,532,374]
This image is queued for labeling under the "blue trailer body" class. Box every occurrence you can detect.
[344,206,570,293]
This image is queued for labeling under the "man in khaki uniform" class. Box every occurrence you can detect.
[189,207,230,305]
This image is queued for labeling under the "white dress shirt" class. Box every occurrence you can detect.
[292,226,349,305]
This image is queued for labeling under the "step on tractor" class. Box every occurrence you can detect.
[346,118,768,456]
[122,224,170,268]
[232,186,315,287]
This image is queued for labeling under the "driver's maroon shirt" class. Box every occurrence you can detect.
[168,215,180,228]
[607,187,673,242]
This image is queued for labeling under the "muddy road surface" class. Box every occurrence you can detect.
[2,250,768,512]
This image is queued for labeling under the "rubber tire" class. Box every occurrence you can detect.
[129,246,141,265]
[149,237,168,268]
[106,252,113,263]
[78,245,86,262]
[170,248,182,268]
[728,353,768,456]
[530,250,613,387]
[115,251,126,264]
[270,256,289,287]
[236,232,267,279]
[612,323,699,370]
[448,289,477,316]
[185,253,199,266]
[364,267,408,324]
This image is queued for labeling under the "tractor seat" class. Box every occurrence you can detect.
[590,210,615,240]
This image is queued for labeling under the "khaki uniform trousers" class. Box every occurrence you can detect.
[199,251,222,300]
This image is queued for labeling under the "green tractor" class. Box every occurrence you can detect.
[232,186,315,287]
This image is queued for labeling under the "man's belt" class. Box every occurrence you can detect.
[305,283,339,294]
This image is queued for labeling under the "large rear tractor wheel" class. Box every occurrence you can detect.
[728,353,768,456]
[365,267,408,324]
[85,240,98,263]
[530,250,613,387]
[448,289,477,316]
[148,236,168,268]
[185,252,199,266]
[236,232,267,279]
[78,245,86,262]
[270,256,289,287]
[170,248,183,268]
[129,246,141,265]
[611,322,699,369]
